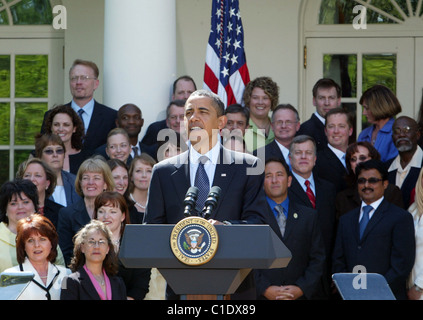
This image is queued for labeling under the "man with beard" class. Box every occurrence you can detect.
[385,116,423,208]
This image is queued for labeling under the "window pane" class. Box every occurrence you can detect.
[0,103,10,145]
[0,9,9,25]
[0,56,11,98]
[15,102,47,145]
[15,55,48,98]
[319,0,402,24]
[362,54,396,93]
[0,151,10,186]
[14,150,32,175]
[10,0,53,25]
[323,54,357,98]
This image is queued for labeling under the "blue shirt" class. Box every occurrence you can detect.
[357,117,398,162]
[71,99,95,134]
[266,196,289,219]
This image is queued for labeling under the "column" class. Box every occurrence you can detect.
[103,0,176,137]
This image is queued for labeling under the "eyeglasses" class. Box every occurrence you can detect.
[357,177,383,185]
[85,239,108,248]
[70,75,97,83]
[273,120,298,127]
[43,148,65,155]
[392,126,417,135]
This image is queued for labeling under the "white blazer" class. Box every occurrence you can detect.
[4,258,70,300]
[408,203,423,299]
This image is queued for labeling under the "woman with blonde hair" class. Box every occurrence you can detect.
[407,168,423,300]
[57,157,115,265]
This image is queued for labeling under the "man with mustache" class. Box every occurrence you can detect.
[333,159,415,300]
[385,116,423,208]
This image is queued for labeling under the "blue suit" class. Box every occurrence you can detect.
[333,199,415,299]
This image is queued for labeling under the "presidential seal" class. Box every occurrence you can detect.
[170,216,219,266]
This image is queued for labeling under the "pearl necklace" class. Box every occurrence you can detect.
[130,193,146,209]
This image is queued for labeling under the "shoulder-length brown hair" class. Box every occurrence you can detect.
[16,214,58,264]
[93,191,130,237]
[359,85,402,121]
[69,220,119,275]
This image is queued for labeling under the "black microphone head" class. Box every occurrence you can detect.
[186,186,199,199]
[209,186,221,198]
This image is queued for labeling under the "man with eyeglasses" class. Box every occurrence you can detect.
[255,104,300,167]
[41,59,117,156]
[333,159,415,300]
[384,116,423,208]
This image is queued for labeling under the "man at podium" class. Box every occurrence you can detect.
[145,90,269,300]
[145,90,268,226]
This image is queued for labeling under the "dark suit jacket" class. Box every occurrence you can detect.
[254,140,288,166]
[288,175,336,258]
[61,267,126,300]
[57,199,91,265]
[141,119,168,146]
[385,157,423,208]
[296,114,327,151]
[41,100,117,156]
[332,199,416,300]
[44,199,64,230]
[48,170,81,207]
[255,201,326,300]
[314,146,348,193]
[145,146,269,225]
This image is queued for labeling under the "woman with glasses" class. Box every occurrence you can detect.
[42,104,90,175]
[16,158,63,229]
[335,141,403,219]
[60,219,126,300]
[3,214,70,300]
[34,133,81,207]
[94,191,150,300]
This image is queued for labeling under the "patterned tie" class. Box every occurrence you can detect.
[132,146,139,157]
[305,180,316,209]
[77,108,84,120]
[274,204,287,237]
[194,156,210,213]
[359,205,373,240]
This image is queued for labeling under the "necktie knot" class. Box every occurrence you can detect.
[199,156,208,165]
[305,180,310,187]
[77,108,84,118]
[132,146,139,156]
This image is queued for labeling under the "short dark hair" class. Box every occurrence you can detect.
[265,157,291,177]
[225,104,250,123]
[355,159,388,181]
[325,107,354,128]
[312,78,341,98]
[0,180,39,224]
[166,99,186,119]
[272,104,300,123]
[173,75,197,94]
[188,90,225,117]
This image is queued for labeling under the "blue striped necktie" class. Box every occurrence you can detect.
[194,156,210,213]
[359,205,373,239]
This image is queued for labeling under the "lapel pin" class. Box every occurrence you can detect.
[221,173,227,177]
[293,213,298,219]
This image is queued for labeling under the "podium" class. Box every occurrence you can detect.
[119,223,291,299]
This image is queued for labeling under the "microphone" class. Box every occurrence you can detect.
[202,186,222,219]
[183,186,199,217]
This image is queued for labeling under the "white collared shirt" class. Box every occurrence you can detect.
[314,111,325,125]
[327,143,346,168]
[388,146,423,188]
[359,196,384,222]
[189,141,221,188]
[292,171,316,195]
[71,98,95,133]
[275,139,290,166]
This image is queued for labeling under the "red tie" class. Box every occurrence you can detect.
[305,180,316,209]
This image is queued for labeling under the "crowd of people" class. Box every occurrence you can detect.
[0,58,422,301]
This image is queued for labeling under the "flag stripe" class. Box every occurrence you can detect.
[203,0,250,107]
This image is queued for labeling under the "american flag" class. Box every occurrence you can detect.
[203,0,250,107]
